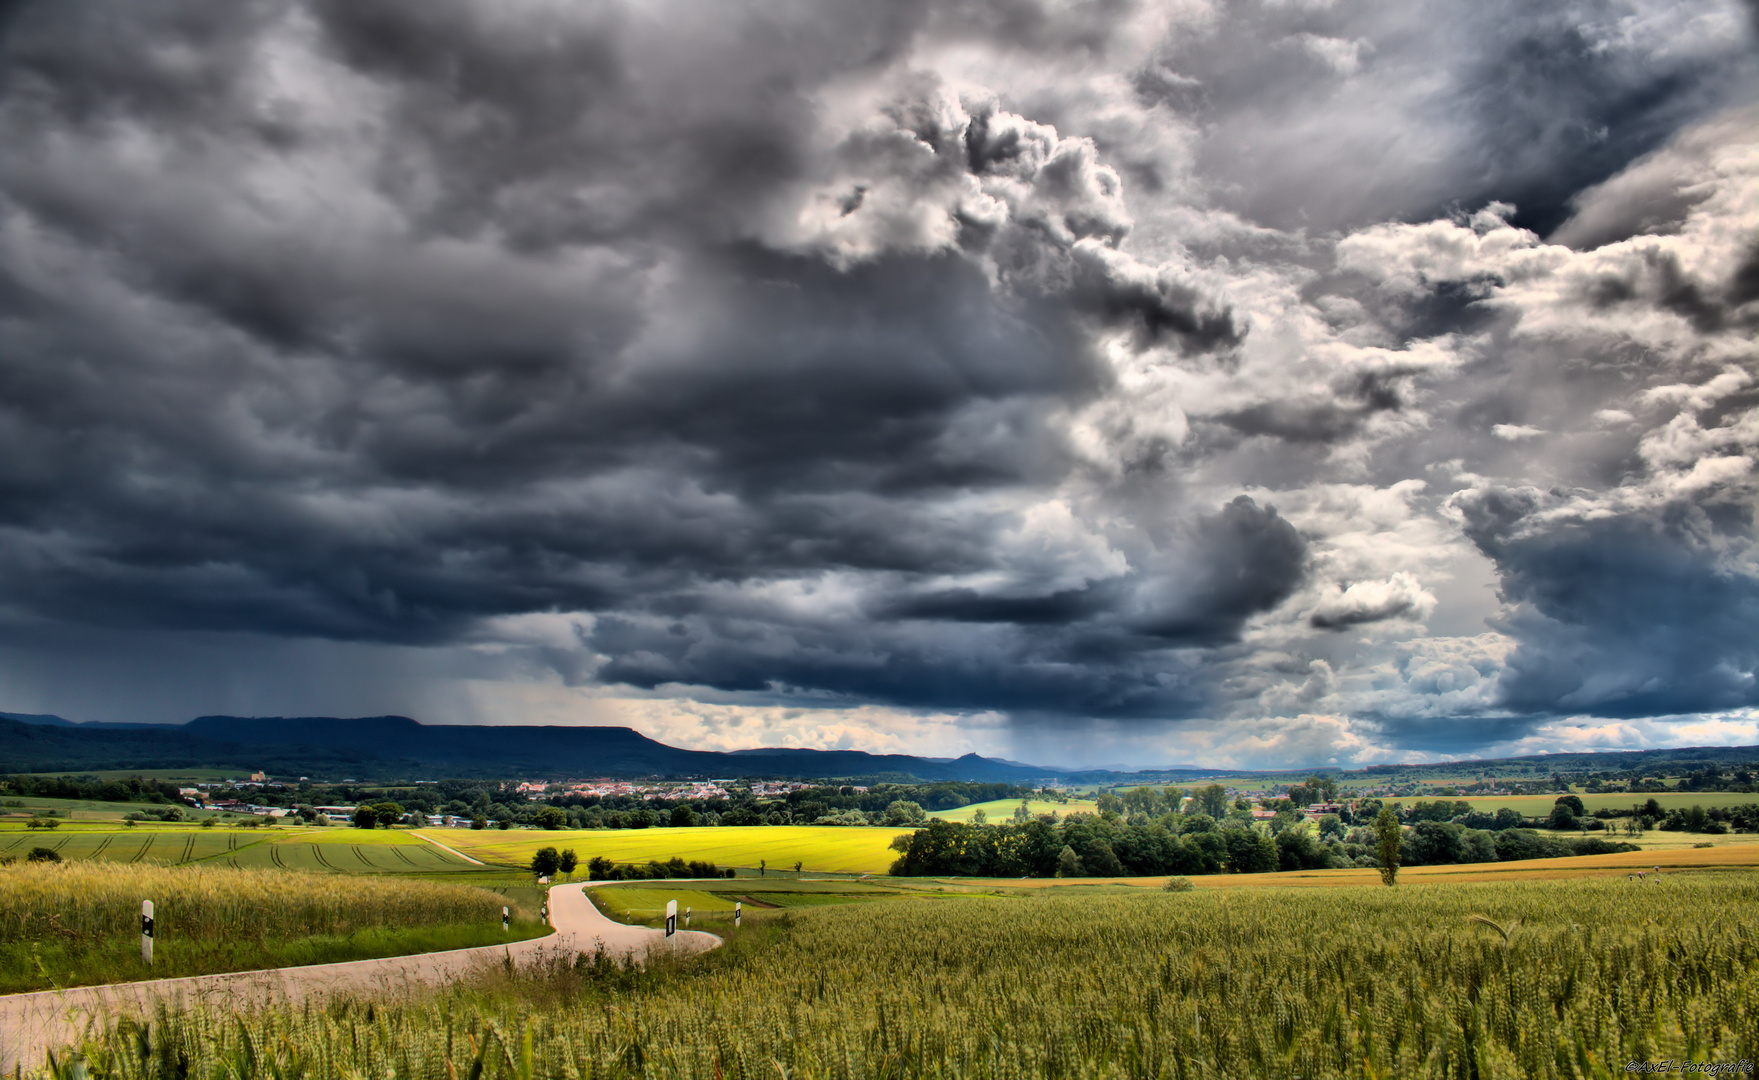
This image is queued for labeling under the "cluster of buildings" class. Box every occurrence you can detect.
[514,778,841,801]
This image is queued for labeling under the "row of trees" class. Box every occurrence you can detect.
[584,856,733,881]
[889,812,1638,879]
[1,774,183,804]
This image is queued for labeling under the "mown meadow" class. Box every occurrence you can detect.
[0,824,486,874]
[41,872,1759,1079]
[0,862,545,992]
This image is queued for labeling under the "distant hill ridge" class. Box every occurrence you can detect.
[3,710,1756,782]
[1,712,1072,781]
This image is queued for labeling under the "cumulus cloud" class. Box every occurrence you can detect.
[1308,572,1437,630]
[1,0,1755,767]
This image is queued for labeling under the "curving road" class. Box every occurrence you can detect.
[0,883,718,1073]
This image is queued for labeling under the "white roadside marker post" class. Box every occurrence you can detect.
[665,899,677,951]
[141,900,154,966]
[502,906,509,932]
[685,906,691,929]
[735,900,741,929]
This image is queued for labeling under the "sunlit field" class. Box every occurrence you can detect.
[0,862,542,992]
[587,877,915,926]
[45,872,1758,1078]
[429,824,914,874]
[1401,791,1758,815]
[933,797,1098,823]
[0,824,483,873]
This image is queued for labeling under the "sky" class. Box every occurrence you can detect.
[1,0,1756,771]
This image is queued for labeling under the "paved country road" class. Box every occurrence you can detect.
[0,883,720,1073]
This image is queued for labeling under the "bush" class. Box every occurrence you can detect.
[26,847,61,863]
[1162,876,1194,892]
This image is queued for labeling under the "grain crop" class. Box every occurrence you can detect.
[42,872,1759,1078]
[1,861,509,944]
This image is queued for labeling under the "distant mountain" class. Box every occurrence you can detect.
[1,711,170,731]
[1,713,1065,782]
[0,712,76,726]
[5,710,1756,783]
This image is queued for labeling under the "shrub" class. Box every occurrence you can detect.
[1162,876,1194,892]
[26,847,61,863]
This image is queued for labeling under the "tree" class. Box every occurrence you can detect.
[530,846,562,877]
[27,846,60,862]
[538,806,567,830]
[670,805,697,828]
[1083,839,1124,877]
[1375,804,1402,886]
[884,800,926,826]
[793,861,803,872]
[1547,804,1579,831]
[558,849,578,875]
[1276,827,1328,871]
[587,855,614,880]
[370,801,404,827]
[1194,784,1229,818]
[1178,813,1216,835]
[1223,828,1277,873]
[497,817,513,830]
[352,806,378,829]
[471,815,488,830]
[1055,845,1084,878]
[971,808,988,825]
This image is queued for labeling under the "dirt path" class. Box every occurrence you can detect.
[411,830,487,865]
[0,883,719,1073]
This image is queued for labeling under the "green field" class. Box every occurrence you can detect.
[0,794,230,821]
[1,861,545,993]
[933,797,1099,823]
[50,872,1759,1077]
[432,824,914,874]
[1392,791,1757,814]
[0,824,484,873]
[587,877,913,926]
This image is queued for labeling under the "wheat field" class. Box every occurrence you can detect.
[42,871,1759,1079]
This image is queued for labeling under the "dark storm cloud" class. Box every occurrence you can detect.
[0,0,1260,717]
[1,0,1755,761]
[586,495,1305,717]
[1459,487,1759,718]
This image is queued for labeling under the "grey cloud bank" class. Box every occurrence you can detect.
[0,0,1755,769]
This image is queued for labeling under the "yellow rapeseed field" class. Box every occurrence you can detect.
[430,824,913,874]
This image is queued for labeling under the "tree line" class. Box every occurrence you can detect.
[888,814,1640,878]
